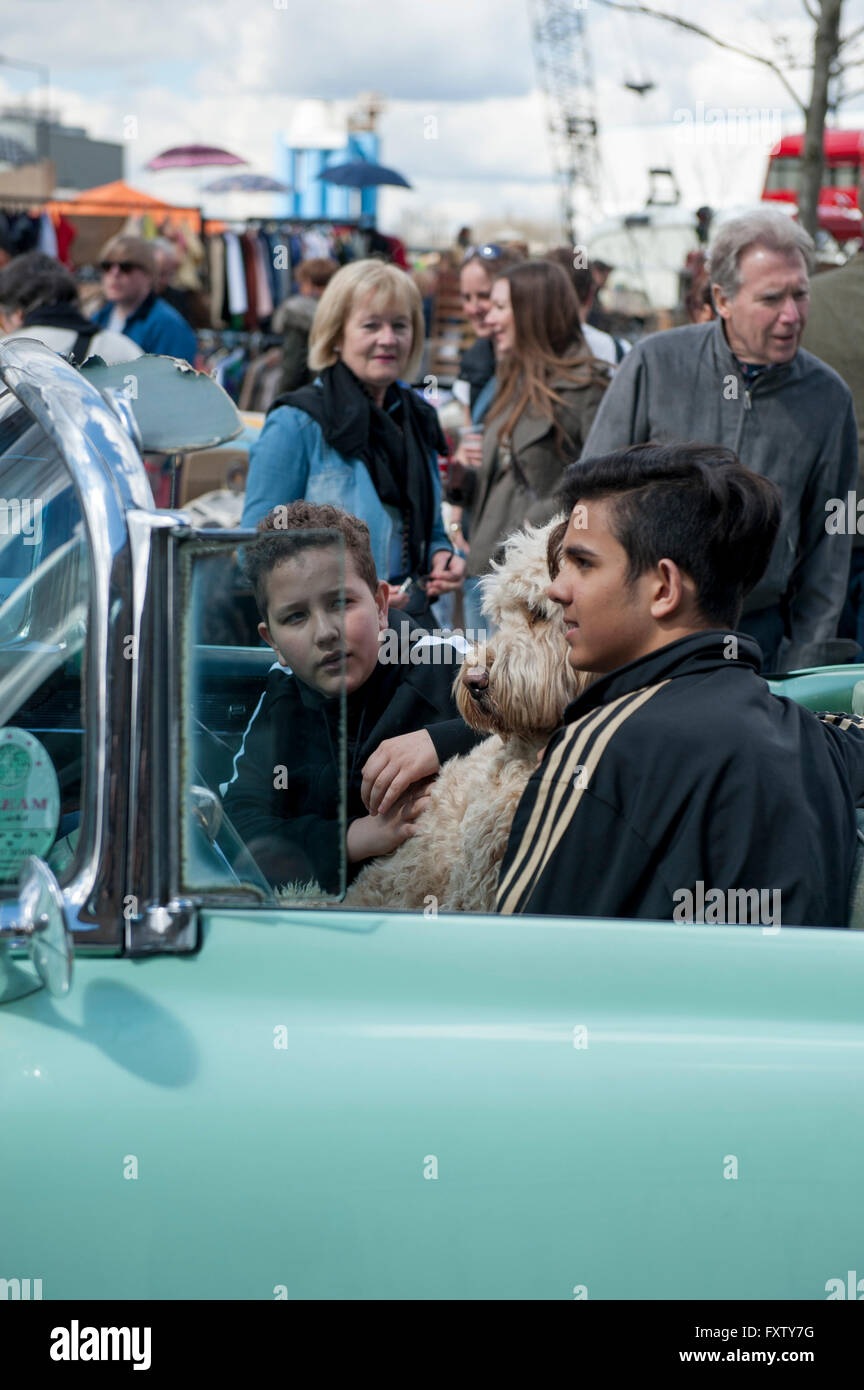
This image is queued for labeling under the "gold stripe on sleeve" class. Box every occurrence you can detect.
[495,690,640,909]
[497,682,667,915]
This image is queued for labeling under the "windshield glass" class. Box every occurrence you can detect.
[0,392,89,890]
[180,533,347,906]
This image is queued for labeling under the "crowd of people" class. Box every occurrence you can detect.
[3,203,864,924]
[236,208,860,674]
[226,205,864,924]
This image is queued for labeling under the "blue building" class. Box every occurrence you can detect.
[272,130,380,221]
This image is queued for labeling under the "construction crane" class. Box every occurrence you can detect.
[528,0,602,246]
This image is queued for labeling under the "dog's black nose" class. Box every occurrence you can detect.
[463,666,489,699]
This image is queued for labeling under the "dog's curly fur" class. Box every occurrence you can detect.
[344,517,591,913]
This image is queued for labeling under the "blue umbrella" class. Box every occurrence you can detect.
[318,160,412,190]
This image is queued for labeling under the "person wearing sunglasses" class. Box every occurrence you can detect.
[90,235,197,365]
[455,244,524,421]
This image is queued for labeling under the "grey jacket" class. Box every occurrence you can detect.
[581,316,859,670]
[466,376,606,577]
[804,251,864,549]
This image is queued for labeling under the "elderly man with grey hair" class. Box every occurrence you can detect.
[579,208,858,671]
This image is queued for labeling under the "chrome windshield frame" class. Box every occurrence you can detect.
[0,339,157,949]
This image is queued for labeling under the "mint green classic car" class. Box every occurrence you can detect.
[1,340,863,1303]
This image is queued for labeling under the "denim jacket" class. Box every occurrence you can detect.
[242,391,452,581]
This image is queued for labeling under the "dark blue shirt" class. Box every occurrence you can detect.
[92,292,197,364]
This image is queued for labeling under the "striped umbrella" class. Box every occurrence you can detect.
[202,173,292,193]
[146,145,247,171]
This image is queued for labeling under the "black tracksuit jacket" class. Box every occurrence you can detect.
[497,632,864,926]
[221,624,478,893]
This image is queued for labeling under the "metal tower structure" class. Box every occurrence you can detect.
[528,0,602,246]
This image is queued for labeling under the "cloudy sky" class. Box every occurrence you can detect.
[2,0,863,243]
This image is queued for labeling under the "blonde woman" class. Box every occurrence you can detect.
[243,258,464,615]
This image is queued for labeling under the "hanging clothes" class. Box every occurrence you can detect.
[252,233,273,320]
[37,211,58,258]
[208,233,227,328]
[50,211,77,266]
[0,210,40,257]
[168,223,206,292]
[211,345,247,398]
[203,220,360,333]
[262,230,280,304]
[238,348,283,412]
[240,232,259,331]
[223,232,248,318]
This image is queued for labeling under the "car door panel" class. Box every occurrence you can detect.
[3,910,862,1299]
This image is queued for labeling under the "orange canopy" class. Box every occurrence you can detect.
[51,180,201,230]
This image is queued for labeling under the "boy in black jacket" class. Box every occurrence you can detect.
[222,502,479,894]
[497,442,864,926]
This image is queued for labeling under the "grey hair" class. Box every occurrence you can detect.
[708,208,815,300]
[151,237,178,259]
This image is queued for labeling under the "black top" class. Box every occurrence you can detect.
[221,618,482,893]
[459,336,496,410]
[497,630,864,925]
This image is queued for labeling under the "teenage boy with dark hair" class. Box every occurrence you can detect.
[496,442,864,926]
[222,501,478,893]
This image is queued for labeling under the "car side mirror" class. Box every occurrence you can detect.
[0,857,73,1003]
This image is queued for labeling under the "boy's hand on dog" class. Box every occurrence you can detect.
[362,729,439,815]
[347,783,433,861]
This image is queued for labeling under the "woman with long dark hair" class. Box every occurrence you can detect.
[463,260,610,632]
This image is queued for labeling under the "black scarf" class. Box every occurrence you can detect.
[21,302,98,336]
[21,302,100,364]
[269,360,447,578]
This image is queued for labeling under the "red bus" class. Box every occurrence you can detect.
[762,129,864,241]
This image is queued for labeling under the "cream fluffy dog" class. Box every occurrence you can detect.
[344,517,591,914]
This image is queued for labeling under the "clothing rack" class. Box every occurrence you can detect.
[197,328,282,350]
[202,215,360,233]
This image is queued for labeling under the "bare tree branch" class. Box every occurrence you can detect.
[840,21,864,44]
[592,0,806,112]
[801,0,819,21]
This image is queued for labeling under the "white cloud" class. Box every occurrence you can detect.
[2,0,862,245]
